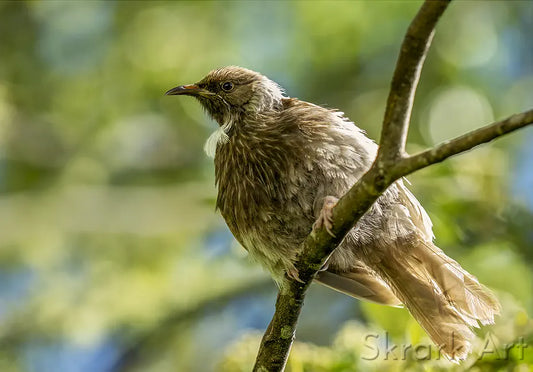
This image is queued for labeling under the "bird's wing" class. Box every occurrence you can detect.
[315,265,402,306]
[395,179,434,241]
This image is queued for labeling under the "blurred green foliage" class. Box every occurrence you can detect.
[0,1,532,372]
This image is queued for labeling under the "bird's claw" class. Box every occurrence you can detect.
[287,265,304,283]
[312,196,338,238]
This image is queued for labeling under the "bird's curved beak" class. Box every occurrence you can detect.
[165,84,202,96]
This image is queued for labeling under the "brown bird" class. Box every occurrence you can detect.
[166,66,500,360]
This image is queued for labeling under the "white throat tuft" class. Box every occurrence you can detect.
[203,119,233,158]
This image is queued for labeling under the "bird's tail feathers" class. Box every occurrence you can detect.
[380,239,500,361]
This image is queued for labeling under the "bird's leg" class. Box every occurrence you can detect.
[312,196,339,238]
[286,263,304,283]
[319,256,331,272]
[287,196,338,282]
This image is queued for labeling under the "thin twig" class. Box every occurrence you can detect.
[393,109,533,178]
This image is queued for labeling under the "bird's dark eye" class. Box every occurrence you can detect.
[221,82,234,91]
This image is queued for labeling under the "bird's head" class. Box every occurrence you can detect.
[165,66,284,127]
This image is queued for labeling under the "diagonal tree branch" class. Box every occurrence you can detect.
[253,1,451,370]
[254,109,533,372]
[252,1,532,371]
[378,0,451,163]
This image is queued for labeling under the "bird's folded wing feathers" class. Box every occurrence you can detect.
[315,266,402,306]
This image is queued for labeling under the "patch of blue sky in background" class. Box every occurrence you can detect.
[33,1,114,75]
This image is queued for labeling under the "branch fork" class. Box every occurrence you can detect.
[253,1,533,370]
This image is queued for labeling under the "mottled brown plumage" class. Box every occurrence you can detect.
[166,66,500,360]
